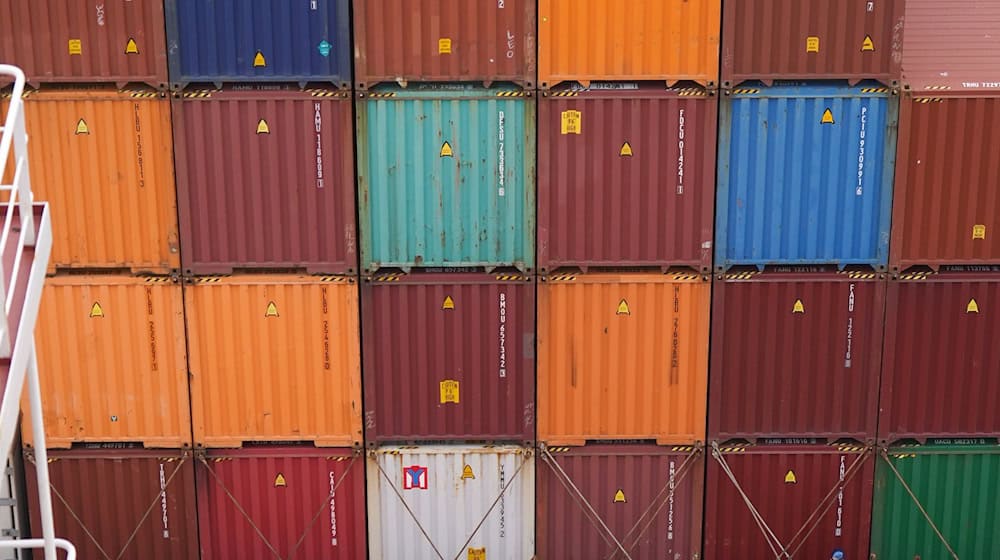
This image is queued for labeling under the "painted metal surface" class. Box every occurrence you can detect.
[716,82,897,270]
[185,275,363,447]
[164,0,351,88]
[537,0,720,89]
[538,84,716,272]
[705,442,875,560]
[173,86,357,275]
[537,272,710,445]
[362,271,535,444]
[901,0,1000,92]
[357,85,535,272]
[367,444,534,559]
[197,446,367,560]
[710,268,884,442]
[880,267,1000,443]
[536,444,704,559]
[353,0,536,89]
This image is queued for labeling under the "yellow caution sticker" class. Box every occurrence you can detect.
[792,299,805,313]
[274,473,286,487]
[861,35,875,52]
[806,36,820,53]
[265,301,279,317]
[442,296,455,310]
[785,470,797,484]
[438,38,452,54]
[561,110,582,135]
[967,298,979,314]
[461,465,475,479]
[468,548,486,560]
[440,379,460,403]
[89,302,104,318]
[619,141,633,157]
[440,141,454,157]
[253,50,267,67]
[821,108,835,125]
[256,119,270,134]
[616,299,631,316]
[68,39,82,55]
[973,224,987,240]
[613,489,627,503]
[124,37,139,55]
[75,119,90,135]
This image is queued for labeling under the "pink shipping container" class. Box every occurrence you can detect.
[902,0,1000,92]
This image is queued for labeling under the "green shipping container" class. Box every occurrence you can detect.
[357,85,535,272]
[872,440,1000,559]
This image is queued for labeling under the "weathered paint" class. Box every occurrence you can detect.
[357,85,535,272]
[901,0,1000,92]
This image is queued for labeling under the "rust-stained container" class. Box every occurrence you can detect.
[538,84,716,273]
[362,270,535,444]
[537,272,710,445]
[721,0,904,88]
[902,0,1000,92]
[173,86,356,275]
[538,0,720,89]
[353,0,536,89]
[197,445,366,559]
[710,268,884,442]
[186,275,362,447]
[24,446,198,560]
[880,267,1000,443]
[705,441,875,560]
[536,444,704,559]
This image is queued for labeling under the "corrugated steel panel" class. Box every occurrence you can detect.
[357,85,535,272]
[721,0,904,88]
[173,86,357,275]
[901,0,1000,92]
[538,84,716,273]
[197,446,366,559]
[24,446,198,560]
[537,272,710,445]
[164,0,351,89]
[186,275,363,447]
[0,0,168,88]
[353,0,536,89]
[880,267,1000,443]
[367,444,534,559]
[537,0,720,89]
[716,82,897,270]
[705,442,875,559]
[362,271,535,443]
[536,444,704,559]
[710,268,884,442]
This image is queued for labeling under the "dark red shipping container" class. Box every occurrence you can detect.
[536,444,704,559]
[197,446,366,560]
[902,0,1000,92]
[710,268,884,442]
[174,86,357,275]
[880,267,1000,443]
[23,446,198,560]
[705,442,875,560]
[362,271,535,444]
[538,84,716,273]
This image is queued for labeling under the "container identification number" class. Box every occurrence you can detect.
[677,108,686,195]
[498,110,506,196]
[856,106,867,196]
[499,292,507,377]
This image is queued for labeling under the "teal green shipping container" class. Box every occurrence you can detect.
[357,86,535,272]
[872,440,1000,559]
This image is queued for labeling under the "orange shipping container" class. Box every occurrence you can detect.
[538,272,710,445]
[22,275,190,448]
[186,275,362,447]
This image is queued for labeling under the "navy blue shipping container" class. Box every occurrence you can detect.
[165,0,351,89]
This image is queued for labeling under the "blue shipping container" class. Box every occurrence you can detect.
[716,82,897,270]
[165,0,351,88]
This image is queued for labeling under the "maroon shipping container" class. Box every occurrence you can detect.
[710,268,884,442]
[197,446,366,560]
[902,0,1000,92]
[538,84,716,273]
[353,0,536,89]
[705,442,875,560]
[23,446,198,560]
[174,86,357,275]
[880,267,1000,443]
[362,271,535,444]
[536,444,704,559]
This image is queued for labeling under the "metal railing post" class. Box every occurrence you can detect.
[26,349,56,560]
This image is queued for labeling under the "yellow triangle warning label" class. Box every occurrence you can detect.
[253,50,267,67]
[861,35,875,52]
[792,299,805,313]
[124,37,139,54]
[265,301,279,317]
[274,473,286,487]
[75,119,90,135]
[967,298,980,313]
[785,470,797,484]
[442,296,455,310]
[461,465,475,479]
[440,141,454,157]
[619,142,633,157]
[256,119,270,134]
[821,108,835,124]
[613,489,626,503]
[616,299,630,315]
[89,302,104,318]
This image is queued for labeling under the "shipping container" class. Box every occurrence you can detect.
[879,267,1000,443]
[537,0,720,89]
[197,445,366,559]
[536,444,704,559]
[721,0,904,88]
[705,441,875,559]
[0,0,168,88]
[871,440,1000,559]
[367,444,534,559]
[173,86,357,275]
[357,85,535,272]
[186,275,362,447]
[538,84,716,273]
[353,0,536,89]
[164,0,351,89]
[24,446,198,560]
[21,276,190,449]
[901,0,1000,92]
[537,272,710,445]
[362,271,535,444]
[716,82,897,270]
[710,268,884,442]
